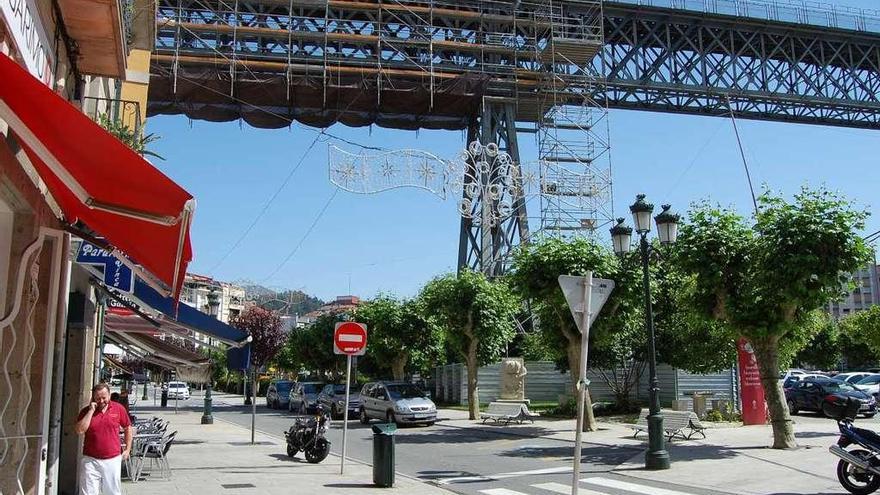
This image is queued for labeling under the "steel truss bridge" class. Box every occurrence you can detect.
[148,0,880,273]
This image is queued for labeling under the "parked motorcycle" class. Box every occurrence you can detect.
[827,397,880,494]
[283,403,331,463]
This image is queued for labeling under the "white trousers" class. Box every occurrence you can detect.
[79,455,122,495]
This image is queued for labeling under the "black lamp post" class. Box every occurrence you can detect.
[202,289,221,425]
[610,194,679,471]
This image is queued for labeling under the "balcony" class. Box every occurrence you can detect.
[56,0,128,77]
[83,96,142,137]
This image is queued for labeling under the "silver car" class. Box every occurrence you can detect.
[317,384,361,419]
[358,382,437,426]
[288,382,325,414]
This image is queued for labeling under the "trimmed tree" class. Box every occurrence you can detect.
[674,187,870,448]
[510,237,642,430]
[840,305,880,362]
[230,306,285,404]
[354,295,443,381]
[420,270,519,420]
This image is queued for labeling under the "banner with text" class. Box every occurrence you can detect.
[737,338,768,425]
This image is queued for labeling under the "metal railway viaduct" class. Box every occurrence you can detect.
[145,0,880,272]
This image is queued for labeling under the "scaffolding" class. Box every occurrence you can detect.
[152,0,612,266]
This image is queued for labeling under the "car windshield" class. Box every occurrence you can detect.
[275,382,292,393]
[302,384,322,394]
[170,383,185,388]
[823,380,858,392]
[333,384,356,395]
[858,375,880,385]
[386,384,425,400]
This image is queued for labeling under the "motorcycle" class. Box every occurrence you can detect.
[827,397,880,494]
[283,403,332,463]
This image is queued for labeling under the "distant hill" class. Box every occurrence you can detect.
[242,284,325,316]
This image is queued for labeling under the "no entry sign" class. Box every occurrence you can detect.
[334,322,367,356]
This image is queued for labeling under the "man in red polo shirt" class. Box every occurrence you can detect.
[74,382,133,494]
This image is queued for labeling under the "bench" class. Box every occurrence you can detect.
[629,409,706,441]
[480,402,540,425]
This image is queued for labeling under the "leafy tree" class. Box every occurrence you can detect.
[231,306,285,403]
[419,270,519,419]
[285,312,347,379]
[792,312,841,371]
[510,237,642,430]
[354,295,443,380]
[840,305,880,367]
[674,187,870,448]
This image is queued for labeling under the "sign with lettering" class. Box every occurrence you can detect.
[1,0,55,85]
[737,338,768,425]
[75,241,134,293]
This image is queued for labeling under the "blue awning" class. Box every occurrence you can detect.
[132,278,250,345]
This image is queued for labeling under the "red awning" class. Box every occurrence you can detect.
[0,53,194,300]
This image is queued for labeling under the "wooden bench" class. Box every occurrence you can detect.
[480,402,540,425]
[629,409,706,441]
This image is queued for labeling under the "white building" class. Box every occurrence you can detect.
[829,261,880,319]
[180,273,246,346]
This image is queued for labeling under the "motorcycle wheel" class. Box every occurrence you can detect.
[286,444,299,458]
[837,449,880,495]
[305,439,330,464]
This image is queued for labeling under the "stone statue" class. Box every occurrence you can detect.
[499,358,527,401]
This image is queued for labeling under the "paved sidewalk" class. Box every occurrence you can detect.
[123,408,457,495]
[439,407,847,495]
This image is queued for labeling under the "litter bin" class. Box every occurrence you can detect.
[371,423,397,487]
[161,389,168,408]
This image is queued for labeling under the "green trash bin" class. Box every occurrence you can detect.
[371,423,397,487]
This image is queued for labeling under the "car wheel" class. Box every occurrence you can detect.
[299,403,307,415]
[787,399,799,415]
[288,402,293,413]
[331,404,339,419]
[359,407,369,425]
[425,421,435,427]
[865,413,876,419]
[386,411,396,425]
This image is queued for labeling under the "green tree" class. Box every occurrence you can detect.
[419,270,519,419]
[840,305,880,366]
[674,187,870,448]
[510,237,642,430]
[354,295,443,380]
[96,113,164,160]
[285,312,347,379]
[792,312,841,370]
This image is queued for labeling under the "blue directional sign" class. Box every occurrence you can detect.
[75,241,134,293]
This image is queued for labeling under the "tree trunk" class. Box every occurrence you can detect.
[466,341,480,420]
[566,339,597,432]
[750,335,797,449]
[391,354,408,381]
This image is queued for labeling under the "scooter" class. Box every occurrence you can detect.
[827,397,880,494]
[283,403,331,463]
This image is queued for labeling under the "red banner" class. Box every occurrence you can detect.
[737,338,768,425]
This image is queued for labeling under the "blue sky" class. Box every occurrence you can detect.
[148,0,880,303]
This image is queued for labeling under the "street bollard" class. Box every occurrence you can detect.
[371,423,397,487]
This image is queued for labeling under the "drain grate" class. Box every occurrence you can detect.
[221,483,256,489]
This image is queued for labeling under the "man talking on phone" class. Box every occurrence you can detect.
[74,382,133,494]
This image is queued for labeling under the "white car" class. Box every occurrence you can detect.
[166,381,190,400]
[836,372,878,385]
[855,375,880,397]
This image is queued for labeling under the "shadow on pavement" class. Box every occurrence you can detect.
[794,431,838,439]
[416,470,487,483]
[393,425,555,444]
[497,443,640,466]
[324,483,381,489]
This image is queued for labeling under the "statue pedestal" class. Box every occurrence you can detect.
[496,398,530,406]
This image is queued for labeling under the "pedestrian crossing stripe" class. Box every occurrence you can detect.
[477,476,699,495]
[531,482,610,494]
[582,477,695,495]
[480,489,533,495]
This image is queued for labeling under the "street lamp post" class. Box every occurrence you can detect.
[610,194,679,471]
[202,289,220,425]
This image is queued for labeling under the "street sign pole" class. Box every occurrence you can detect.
[334,322,367,476]
[341,354,352,475]
[571,271,592,495]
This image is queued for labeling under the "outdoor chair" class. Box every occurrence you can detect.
[135,430,177,480]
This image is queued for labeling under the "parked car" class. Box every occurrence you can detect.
[165,381,190,400]
[835,372,879,385]
[288,382,325,414]
[855,374,880,397]
[317,384,361,418]
[267,380,294,409]
[785,377,876,418]
[782,373,827,390]
[359,381,437,426]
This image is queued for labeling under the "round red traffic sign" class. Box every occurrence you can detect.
[334,322,367,355]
